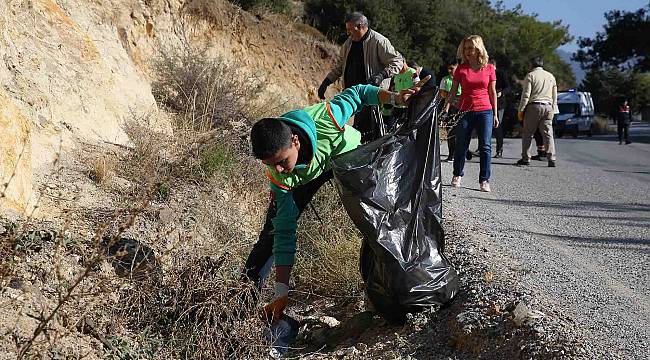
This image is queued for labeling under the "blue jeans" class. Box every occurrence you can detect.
[453,110,493,183]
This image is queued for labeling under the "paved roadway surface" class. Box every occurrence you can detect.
[441,122,649,359]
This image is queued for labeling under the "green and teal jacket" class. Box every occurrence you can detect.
[265,84,380,266]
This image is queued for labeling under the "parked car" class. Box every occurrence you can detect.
[554,90,595,138]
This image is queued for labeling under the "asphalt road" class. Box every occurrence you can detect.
[441,122,650,359]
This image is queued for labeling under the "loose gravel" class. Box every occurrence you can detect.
[439,134,649,359]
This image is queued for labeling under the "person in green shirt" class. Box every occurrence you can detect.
[389,60,419,126]
[393,60,418,96]
[438,58,462,162]
[245,78,430,324]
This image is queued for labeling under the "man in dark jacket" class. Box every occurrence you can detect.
[617,99,632,144]
[318,12,402,143]
[492,60,510,158]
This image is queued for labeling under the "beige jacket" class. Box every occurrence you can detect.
[326,29,402,89]
[518,67,557,112]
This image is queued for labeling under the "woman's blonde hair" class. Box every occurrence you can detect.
[457,35,489,68]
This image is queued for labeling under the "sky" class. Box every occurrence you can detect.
[494,0,648,54]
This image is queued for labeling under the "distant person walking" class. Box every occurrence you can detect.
[444,35,498,192]
[491,59,510,158]
[617,100,632,145]
[318,12,402,143]
[516,56,558,167]
[439,58,461,162]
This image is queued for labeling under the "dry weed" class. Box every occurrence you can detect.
[294,183,364,299]
[591,115,613,135]
[152,42,261,133]
[0,45,272,360]
[88,156,115,185]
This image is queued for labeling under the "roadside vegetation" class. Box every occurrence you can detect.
[0,26,360,359]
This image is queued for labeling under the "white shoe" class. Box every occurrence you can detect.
[480,181,491,192]
[451,176,462,187]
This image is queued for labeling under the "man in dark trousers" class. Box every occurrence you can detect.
[617,99,632,145]
[318,12,402,143]
[492,59,510,158]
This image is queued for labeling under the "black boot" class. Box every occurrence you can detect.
[531,151,547,161]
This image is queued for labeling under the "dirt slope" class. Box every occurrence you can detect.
[0,0,338,216]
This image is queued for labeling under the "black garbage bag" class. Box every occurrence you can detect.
[331,89,459,323]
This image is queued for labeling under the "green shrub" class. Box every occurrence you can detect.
[231,0,291,13]
[192,142,236,178]
[105,334,158,360]
[155,182,171,201]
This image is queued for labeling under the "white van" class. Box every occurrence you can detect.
[554,90,595,138]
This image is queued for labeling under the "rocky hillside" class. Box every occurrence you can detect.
[0,0,338,217]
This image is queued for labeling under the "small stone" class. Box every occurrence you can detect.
[9,278,25,290]
[355,343,368,352]
[319,315,340,328]
[158,208,174,223]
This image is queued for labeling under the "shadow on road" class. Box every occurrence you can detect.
[515,229,650,252]
[603,169,650,175]
[467,197,650,214]
[442,184,482,192]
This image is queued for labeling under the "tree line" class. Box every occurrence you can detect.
[575,4,649,119]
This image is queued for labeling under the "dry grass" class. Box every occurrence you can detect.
[591,115,614,135]
[88,156,115,185]
[294,183,364,299]
[291,21,330,42]
[0,36,273,359]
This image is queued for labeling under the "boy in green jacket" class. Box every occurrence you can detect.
[246,78,430,323]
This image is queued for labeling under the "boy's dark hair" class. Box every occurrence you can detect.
[406,60,419,69]
[530,56,544,68]
[250,118,292,160]
[445,57,459,66]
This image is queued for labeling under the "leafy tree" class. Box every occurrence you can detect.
[580,69,650,117]
[581,68,632,117]
[480,4,574,88]
[574,4,650,71]
[576,4,650,118]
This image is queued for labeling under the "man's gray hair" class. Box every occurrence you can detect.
[345,12,369,28]
[530,56,544,68]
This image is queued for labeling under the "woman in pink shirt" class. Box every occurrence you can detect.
[444,35,499,192]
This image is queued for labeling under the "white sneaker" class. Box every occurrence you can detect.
[480,181,491,192]
[451,176,462,187]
